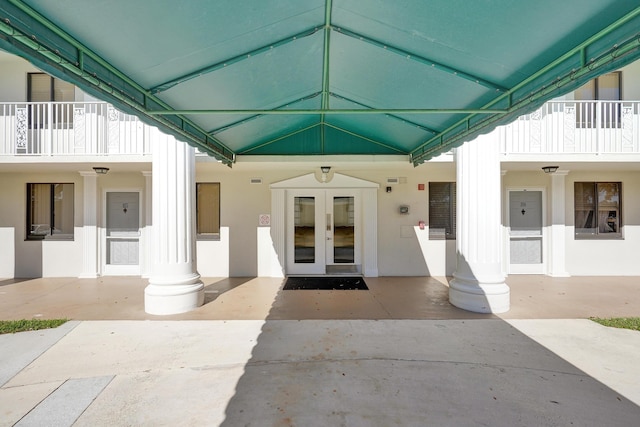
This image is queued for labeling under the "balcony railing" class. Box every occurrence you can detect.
[0,102,150,156]
[2,100,639,158]
[500,100,640,154]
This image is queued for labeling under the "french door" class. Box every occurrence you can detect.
[286,189,359,275]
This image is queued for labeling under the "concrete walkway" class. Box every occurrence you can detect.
[1,319,639,426]
[1,276,639,425]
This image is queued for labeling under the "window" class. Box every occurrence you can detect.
[26,183,74,240]
[574,182,621,238]
[574,72,621,128]
[27,73,75,127]
[429,182,456,239]
[196,183,220,239]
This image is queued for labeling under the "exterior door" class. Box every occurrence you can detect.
[104,191,140,275]
[508,190,544,274]
[286,189,360,275]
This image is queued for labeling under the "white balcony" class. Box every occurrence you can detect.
[0,102,150,156]
[2,100,640,159]
[500,100,640,155]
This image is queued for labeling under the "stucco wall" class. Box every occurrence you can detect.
[622,60,640,100]
[3,159,640,279]
[0,53,35,101]
[196,160,457,277]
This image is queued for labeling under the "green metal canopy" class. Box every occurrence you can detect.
[1,0,639,166]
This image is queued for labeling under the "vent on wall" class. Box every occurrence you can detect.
[386,177,399,185]
[250,178,263,184]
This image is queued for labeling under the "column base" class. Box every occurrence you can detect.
[144,281,205,315]
[449,276,510,314]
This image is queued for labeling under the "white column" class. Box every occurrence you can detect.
[79,171,98,278]
[549,170,570,277]
[144,129,204,315]
[450,135,510,313]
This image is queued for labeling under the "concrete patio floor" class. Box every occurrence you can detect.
[1,275,640,426]
[1,275,639,321]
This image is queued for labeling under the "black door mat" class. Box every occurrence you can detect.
[283,276,368,290]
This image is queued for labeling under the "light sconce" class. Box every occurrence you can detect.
[93,167,110,175]
[541,166,559,174]
[320,166,331,182]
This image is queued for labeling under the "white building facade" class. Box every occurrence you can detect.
[2,52,640,314]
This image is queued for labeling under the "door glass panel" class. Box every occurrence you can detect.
[509,191,542,235]
[333,196,354,263]
[294,196,315,263]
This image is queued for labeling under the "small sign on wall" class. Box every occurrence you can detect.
[259,214,271,226]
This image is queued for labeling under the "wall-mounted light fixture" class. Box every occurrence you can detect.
[320,166,331,182]
[541,166,558,174]
[93,167,110,175]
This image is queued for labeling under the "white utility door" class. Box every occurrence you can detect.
[508,190,544,274]
[104,191,141,275]
[286,189,360,275]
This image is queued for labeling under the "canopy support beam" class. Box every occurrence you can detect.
[333,26,507,93]
[210,92,322,135]
[150,108,507,115]
[329,92,440,135]
[320,0,333,153]
[150,26,323,94]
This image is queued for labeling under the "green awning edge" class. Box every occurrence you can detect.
[0,1,235,166]
[410,8,640,166]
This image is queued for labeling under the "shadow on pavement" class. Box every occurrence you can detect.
[218,285,640,426]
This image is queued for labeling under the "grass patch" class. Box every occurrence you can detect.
[0,319,68,335]
[590,317,640,331]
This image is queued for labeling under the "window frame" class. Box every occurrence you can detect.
[195,182,221,240]
[428,182,456,240]
[574,71,622,129]
[26,182,75,241]
[574,181,622,240]
[27,72,75,128]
